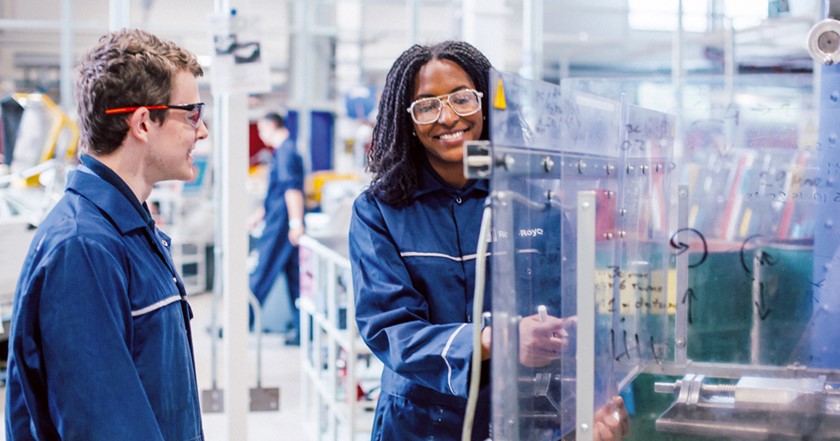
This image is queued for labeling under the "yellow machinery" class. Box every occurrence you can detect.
[7,93,79,186]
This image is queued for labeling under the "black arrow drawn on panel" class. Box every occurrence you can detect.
[755,282,773,320]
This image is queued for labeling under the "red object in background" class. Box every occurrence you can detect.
[595,188,617,241]
[298,247,314,301]
[249,122,271,167]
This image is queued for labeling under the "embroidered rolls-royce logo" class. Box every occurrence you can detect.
[518,228,544,237]
[487,229,509,242]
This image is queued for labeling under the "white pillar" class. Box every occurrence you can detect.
[60,0,74,113]
[407,0,419,46]
[292,0,312,173]
[723,18,735,98]
[671,0,684,82]
[461,0,507,70]
[213,2,250,439]
[109,0,130,30]
[520,0,543,80]
[336,0,363,95]
[218,91,249,441]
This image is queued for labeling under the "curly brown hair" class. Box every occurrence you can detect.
[367,41,491,206]
[75,29,203,155]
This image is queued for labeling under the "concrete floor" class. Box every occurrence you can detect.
[191,291,308,441]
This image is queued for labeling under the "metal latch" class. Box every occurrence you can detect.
[463,140,492,179]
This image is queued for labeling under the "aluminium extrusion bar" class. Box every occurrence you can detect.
[674,185,690,365]
[576,190,597,441]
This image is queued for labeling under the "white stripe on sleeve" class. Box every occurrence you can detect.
[442,323,468,395]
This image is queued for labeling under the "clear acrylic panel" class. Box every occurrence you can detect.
[487,69,674,440]
[487,68,840,440]
[485,69,840,440]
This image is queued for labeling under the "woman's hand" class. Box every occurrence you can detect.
[592,396,630,441]
[518,314,576,367]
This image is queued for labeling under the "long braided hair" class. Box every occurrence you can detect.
[367,41,492,206]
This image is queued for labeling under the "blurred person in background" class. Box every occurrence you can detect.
[249,111,305,345]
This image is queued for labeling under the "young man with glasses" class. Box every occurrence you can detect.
[6,29,207,440]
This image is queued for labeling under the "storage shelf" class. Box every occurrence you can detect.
[299,235,381,441]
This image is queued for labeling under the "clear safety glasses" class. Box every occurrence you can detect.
[406,89,484,125]
[105,102,206,129]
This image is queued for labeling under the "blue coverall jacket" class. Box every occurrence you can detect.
[5,156,203,441]
[250,138,305,306]
[349,163,493,441]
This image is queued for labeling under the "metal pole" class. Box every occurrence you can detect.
[109,0,130,30]
[407,0,419,46]
[809,0,840,368]
[724,18,735,103]
[672,0,684,83]
[461,0,507,69]
[60,0,74,113]
[521,0,543,80]
[293,0,312,173]
[674,185,689,365]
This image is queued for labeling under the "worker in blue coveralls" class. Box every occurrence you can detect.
[249,111,305,344]
[348,41,630,441]
[5,29,207,441]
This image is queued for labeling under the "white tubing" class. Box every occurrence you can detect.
[462,202,493,441]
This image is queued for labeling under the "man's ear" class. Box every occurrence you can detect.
[126,107,153,143]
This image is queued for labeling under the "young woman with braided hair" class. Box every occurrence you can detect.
[349,40,629,440]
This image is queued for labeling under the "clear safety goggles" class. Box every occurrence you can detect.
[406,89,483,125]
[105,102,205,129]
